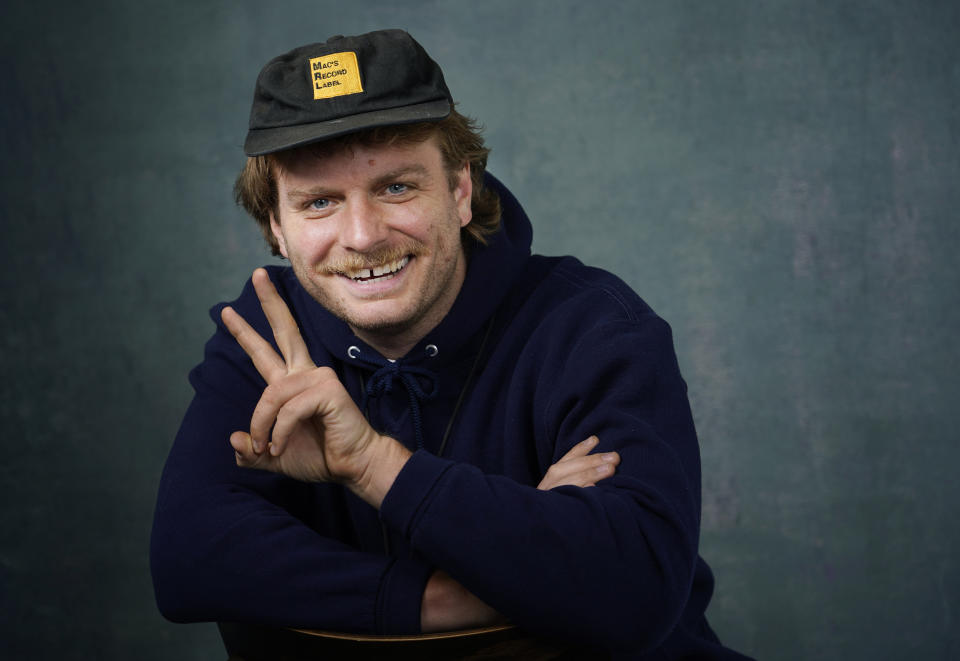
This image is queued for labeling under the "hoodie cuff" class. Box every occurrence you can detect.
[380,449,453,539]
[375,554,435,634]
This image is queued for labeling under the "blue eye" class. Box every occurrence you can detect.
[386,183,408,195]
[310,198,330,210]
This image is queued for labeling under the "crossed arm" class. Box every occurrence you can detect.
[219,268,620,631]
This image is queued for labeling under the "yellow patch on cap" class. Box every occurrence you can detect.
[308,52,363,100]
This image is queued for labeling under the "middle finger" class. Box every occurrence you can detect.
[252,268,315,371]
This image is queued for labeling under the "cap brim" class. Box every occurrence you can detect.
[243,99,451,156]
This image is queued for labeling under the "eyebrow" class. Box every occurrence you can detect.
[283,164,433,203]
[368,164,431,190]
[284,186,336,203]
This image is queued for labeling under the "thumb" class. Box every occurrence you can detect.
[230,431,272,468]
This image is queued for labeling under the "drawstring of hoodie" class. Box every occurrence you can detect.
[348,315,496,558]
[349,346,438,451]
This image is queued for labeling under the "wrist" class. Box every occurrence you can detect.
[347,433,411,509]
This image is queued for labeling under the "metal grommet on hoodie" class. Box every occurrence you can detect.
[347,345,360,359]
[425,344,438,357]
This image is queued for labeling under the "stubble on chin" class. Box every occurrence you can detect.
[288,255,417,335]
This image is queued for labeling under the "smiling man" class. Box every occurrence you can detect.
[150,30,751,660]
[267,135,472,355]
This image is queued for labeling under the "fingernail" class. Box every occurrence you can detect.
[269,443,279,456]
[602,453,618,462]
[596,464,612,474]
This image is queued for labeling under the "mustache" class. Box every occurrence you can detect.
[317,242,425,275]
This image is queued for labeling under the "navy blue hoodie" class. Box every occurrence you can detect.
[151,174,750,659]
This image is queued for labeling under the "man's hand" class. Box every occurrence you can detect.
[537,435,620,490]
[221,268,410,506]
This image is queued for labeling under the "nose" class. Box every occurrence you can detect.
[339,195,389,253]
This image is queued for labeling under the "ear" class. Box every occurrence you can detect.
[269,211,289,258]
[453,163,473,228]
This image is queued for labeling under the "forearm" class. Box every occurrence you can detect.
[151,472,432,633]
[381,450,700,650]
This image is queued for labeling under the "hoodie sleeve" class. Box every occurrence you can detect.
[379,312,704,654]
[149,278,433,634]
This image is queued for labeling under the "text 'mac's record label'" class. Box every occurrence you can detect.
[309,52,363,100]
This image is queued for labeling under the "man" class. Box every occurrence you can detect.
[151,29,750,659]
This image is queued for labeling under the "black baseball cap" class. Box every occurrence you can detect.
[244,29,452,156]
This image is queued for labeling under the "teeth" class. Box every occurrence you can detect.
[348,256,410,281]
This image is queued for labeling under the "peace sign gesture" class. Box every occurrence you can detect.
[220,268,410,504]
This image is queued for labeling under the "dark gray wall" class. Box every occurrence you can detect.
[2,1,958,659]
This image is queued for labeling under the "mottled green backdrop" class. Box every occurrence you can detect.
[2,1,958,659]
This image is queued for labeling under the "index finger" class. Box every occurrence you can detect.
[221,305,287,383]
[554,436,600,464]
[251,268,315,371]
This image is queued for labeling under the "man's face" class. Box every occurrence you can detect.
[270,135,473,352]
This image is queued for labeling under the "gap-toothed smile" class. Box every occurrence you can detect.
[342,256,411,282]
